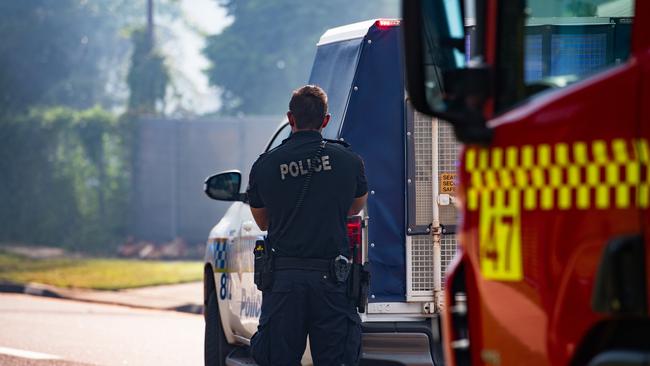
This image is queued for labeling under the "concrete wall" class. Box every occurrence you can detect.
[132,116,282,244]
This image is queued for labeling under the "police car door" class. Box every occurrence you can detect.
[231,122,292,338]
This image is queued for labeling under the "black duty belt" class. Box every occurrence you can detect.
[274,257,331,272]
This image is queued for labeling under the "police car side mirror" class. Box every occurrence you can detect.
[204,171,246,202]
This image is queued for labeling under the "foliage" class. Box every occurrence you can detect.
[0,1,120,114]
[0,1,184,252]
[127,28,170,115]
[0,251,202,290]
[0,107,131,252]
[203,0,399,115]
[0,0,180,115]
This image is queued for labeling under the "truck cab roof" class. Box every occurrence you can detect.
[317,19,400,46]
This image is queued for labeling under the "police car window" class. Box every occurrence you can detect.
[266,123,291,151]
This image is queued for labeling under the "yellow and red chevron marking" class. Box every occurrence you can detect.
[465,138,649,211]
[465,138,649,281]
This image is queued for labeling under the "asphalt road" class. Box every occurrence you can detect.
[0,294,204,366]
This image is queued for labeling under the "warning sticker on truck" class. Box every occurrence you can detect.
[440,173,457,193]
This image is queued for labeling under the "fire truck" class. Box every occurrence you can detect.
[402,0,648,365]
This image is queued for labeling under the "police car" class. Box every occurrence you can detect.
[203,19,458,366]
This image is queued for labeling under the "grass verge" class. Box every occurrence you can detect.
[0,251,202,290]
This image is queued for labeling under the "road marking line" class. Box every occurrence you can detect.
[0,346,62,360]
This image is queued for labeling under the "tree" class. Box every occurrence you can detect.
[0,1,119,114]
[0,107,130,251]
[203,0,398,115]
[0,0,179,115]
[0,1,179,251]
[126,28,170,115]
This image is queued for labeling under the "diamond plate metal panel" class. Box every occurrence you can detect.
[414,111,433,226]
[406,113,461,303]
[411,235,435,293]
[437,122,460,226]
[440,234,458,288]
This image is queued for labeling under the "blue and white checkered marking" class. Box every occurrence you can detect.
[212,239,228,271]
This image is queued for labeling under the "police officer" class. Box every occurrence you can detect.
[247,85,368,365]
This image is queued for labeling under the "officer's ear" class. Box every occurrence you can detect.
[320,114,331,130]
[287,111,297,129]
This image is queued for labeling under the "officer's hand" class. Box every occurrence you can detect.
[348,193,368,216]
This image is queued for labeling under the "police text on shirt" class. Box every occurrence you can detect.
[279,156,332,180]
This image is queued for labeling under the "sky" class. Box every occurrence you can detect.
[161,0,233,115]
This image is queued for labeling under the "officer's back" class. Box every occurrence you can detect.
[247,85,367,366]
[249,129,365,259]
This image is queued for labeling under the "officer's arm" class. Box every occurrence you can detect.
[348,193,368,216]
[251,207,269,231]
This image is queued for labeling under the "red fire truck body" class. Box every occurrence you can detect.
[404,0,649,365]
[450,63,648,365]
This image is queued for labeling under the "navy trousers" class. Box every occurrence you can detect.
[250,269,361,366]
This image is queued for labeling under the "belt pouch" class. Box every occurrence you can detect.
[348,263,361,301]
[348,262,371,313]
[358,262,370,313]
[254,237,274,291]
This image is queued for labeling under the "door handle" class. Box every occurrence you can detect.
[242,221,254,232]
[592,234,646,315]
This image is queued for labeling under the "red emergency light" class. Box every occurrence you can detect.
[375,19,401,29]
[347,215,363,263]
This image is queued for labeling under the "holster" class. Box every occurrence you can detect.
[254,237,274,291]
[348,261,371,313]
[331,255,352,283]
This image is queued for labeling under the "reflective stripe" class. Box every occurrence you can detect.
[465,138,649,281]
[466,138,649,211]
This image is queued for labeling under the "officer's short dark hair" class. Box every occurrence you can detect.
[289,85,328,130]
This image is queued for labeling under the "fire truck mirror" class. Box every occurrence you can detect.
[403,0,493,145]
[403,0,465,114]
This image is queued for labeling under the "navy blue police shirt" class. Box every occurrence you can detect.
[247,130,368,259]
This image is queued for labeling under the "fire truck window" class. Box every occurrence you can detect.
[523,0,634,94]
[496,0,634,111]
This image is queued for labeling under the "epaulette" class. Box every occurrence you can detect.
[324,138,351,148]
[255,148,272,162]
[259,136,290,158]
